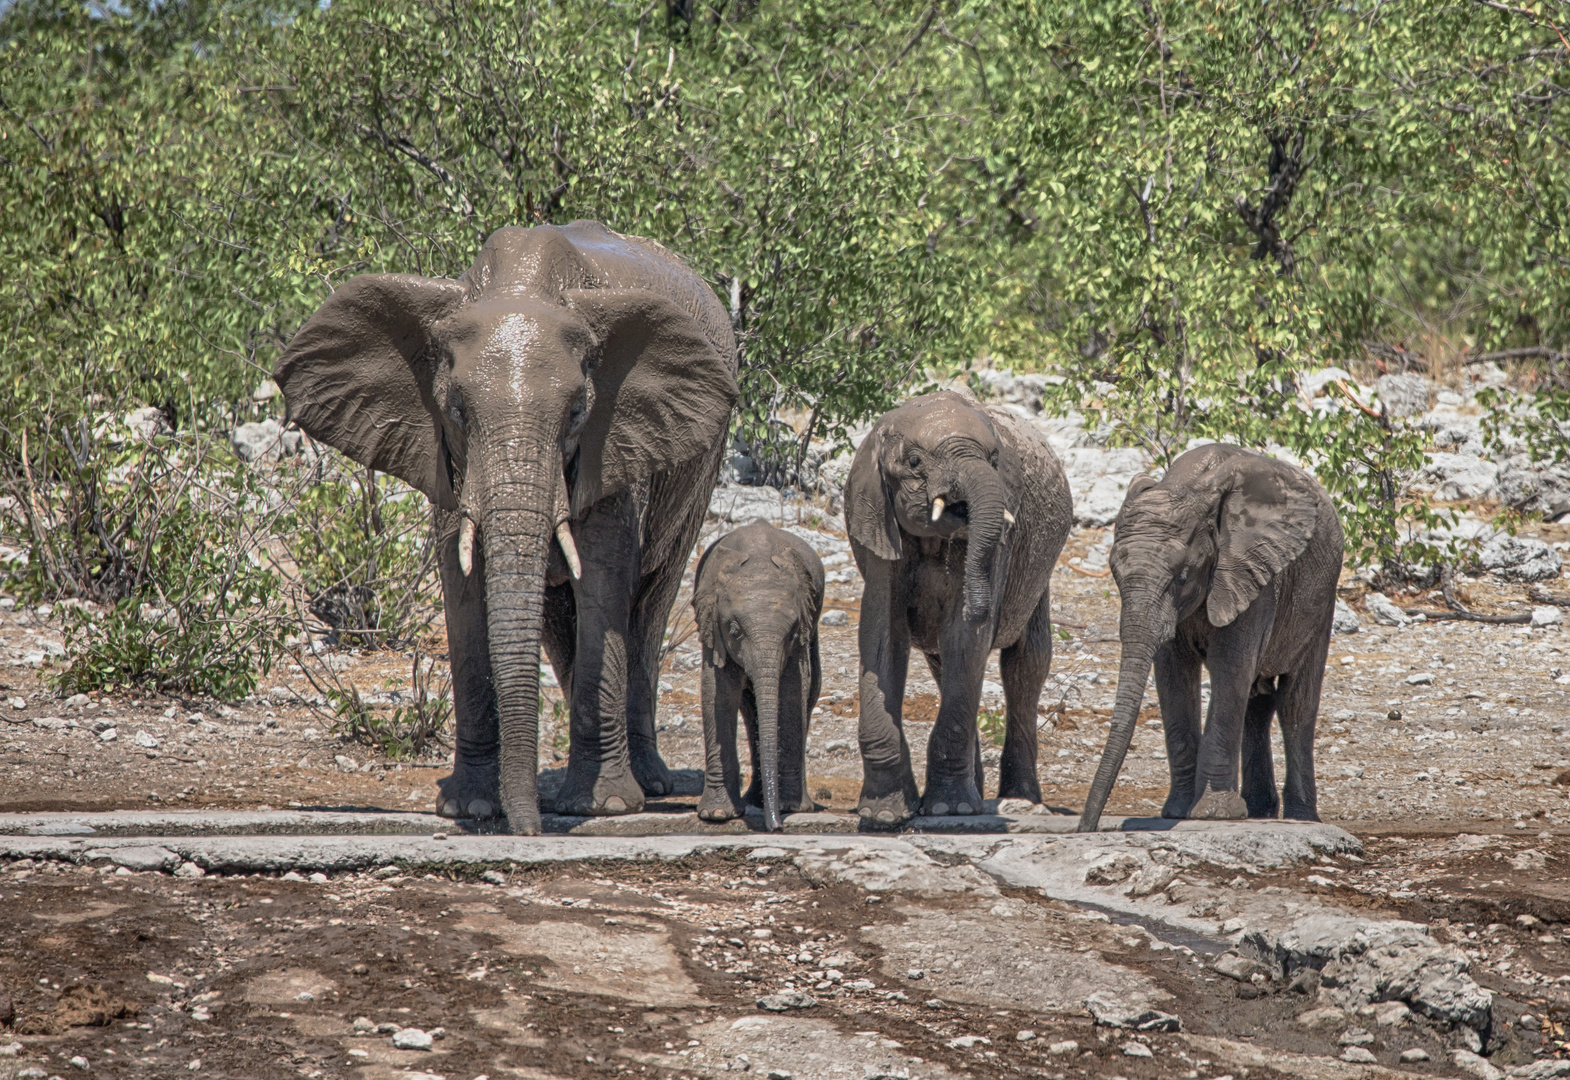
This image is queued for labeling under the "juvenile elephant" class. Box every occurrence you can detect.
[1077,444,1344,833]
[275,222,738,834]
[691,523,825,832]
[845,390,1072,824]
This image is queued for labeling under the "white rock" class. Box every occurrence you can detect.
[821,610,849,627]
[233,419,284,463]
[173,861,205,879]
[1332,599,1360,634]
[252,378,280,402]
[1340,1047,1377,1064]
[1453,1049,1505,1080]
[1531,606,1563,627]
[133,730,159,749]
[1406,672,1435,685]
[125,406,170,440]
[1375,373,1432,418]
[1480,536,1563,582]
[1121,1041,1154,1058]
[1401,1048,1431,1063]
[98,727,118,742]
[391,1028,434,1050]
[1366,593,1411,626]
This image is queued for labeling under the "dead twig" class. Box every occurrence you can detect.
[1065,563,1111,578]
[1402,606,1531,625]
[1528,585,1570,607]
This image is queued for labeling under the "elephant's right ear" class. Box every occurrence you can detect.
[274,274,466,509]
[692,540,727,668]
[844,429,902,561]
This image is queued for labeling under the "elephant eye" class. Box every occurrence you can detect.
[728,618,743,639]
[1175,569,1189,587]
[906,451,921,469]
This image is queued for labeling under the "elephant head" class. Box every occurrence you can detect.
[275,225,738,833]
[845,392,1023,623]
[693,530,822,831]
[1077,445,1319,832]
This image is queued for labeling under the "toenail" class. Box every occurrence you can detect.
[440,800,459,816]
[930,803,949,816]
[876,810,895,823]
[469,800,493,818]
[603,796,628,812]
[956,802,974,815]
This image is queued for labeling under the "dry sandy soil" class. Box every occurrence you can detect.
[1,499,1569,1080]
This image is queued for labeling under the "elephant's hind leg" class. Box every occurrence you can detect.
[998,595,1052,804]
[434,508,502,820]
[1276,650,1328,822]
[856,558,920,826]
[625,568,681,797]
[1241,685,1280,818]
[1153,637,1203,818]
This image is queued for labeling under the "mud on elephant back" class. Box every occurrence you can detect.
[275,222,738,834]
[1077,443,1345,833]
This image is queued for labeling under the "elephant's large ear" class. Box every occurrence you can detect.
[692,540,726,668]
[1206,456,1320,627]
[562,288,738,516]
[844,428,902,561]
[274,274,465,509]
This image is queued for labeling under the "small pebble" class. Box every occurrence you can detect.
[1341,1047,1377,1064]
[1047,1040,1078,1055]
[1400,1048,1430,1063]
[69,1056,88,1070]
[392,1027,434,1050]
[308,873,329,884]
[1121,1041,1153,1058]
[481,870,506,885]
[1016,1030,1036,1041]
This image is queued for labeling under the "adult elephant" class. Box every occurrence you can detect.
[1077,444,1344,833]
[845,390,1072,824]
[275,222,738,835]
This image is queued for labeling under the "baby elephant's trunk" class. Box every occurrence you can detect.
[753,664,784,832]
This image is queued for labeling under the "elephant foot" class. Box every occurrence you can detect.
[997,774,1043,805]
[1282,799,1320,822]
[1161,790,1195,819]
[436,766,501,820]
[857,771,919,828]
[697,785,745,822]
[1243,789,1281,819]
[780,792,818,815]
[553,761,646,817]
[1187,788,1249,820]
[921,776,984,817]
[630,742,675,797]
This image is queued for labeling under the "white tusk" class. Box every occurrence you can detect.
[1003,509,1016,526]
[556,520,582,580]
[930,497,945,522]
[458,516,476,577]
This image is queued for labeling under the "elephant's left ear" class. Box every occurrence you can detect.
[1207,457,1321,627]
[563,288,738,515]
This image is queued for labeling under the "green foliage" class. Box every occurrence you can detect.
[308,648,453,760]
[279,466,438,648]
[4,420,289,698]
[978,707,1007,748]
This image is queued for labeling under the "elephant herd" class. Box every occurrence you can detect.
[276,222,1345,836]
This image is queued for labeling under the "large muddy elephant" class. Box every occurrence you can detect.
[275,222,738,835]
[1077,444,1344,833]
[845,390,1072,824]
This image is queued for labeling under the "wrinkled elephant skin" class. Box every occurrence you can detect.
[275,222,738,834]
[844,391,1073,825]
[691,523,825,832]
[1078,444,1345,832]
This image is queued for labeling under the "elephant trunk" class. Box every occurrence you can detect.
[481,468,555,836]
[956,459,1008,624]
[753,660,784,833]
[1077,638,1156,833]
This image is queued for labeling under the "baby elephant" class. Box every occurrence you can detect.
[692,523,825,832]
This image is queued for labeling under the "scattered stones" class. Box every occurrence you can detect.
[944,1036,990,1049]
[1046,1040,1078,1055]
[391,1027,434,1050]
[1340,1047,1377,1064]
[756,992,817,1012]
[1401,1047,1431,1063]
[1083,851,1143,886]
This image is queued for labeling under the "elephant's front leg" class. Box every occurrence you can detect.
[697,653,746,821]
[434,508,501,820]
[1276,637,1329,821]
[624,560,683,797]
[856,556,920,825]
[1189,599,1275,820]
[554,496,646,816]
[1152,636,1202,819]
[923,612,993,816]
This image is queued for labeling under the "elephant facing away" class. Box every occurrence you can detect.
[692,523,825,832]
[845,390,1073,825]
[1077,444,1345,833]
[275,222,738,834]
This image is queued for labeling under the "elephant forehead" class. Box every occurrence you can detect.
[887,395,992,448]
[441,302,593,369]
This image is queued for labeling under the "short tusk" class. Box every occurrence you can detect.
[556,520,582,580]
[458,516,476,577]
[930,497,945,522]
[1003,509,1016,526]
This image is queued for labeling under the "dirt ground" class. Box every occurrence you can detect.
[0,509,1566,828]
